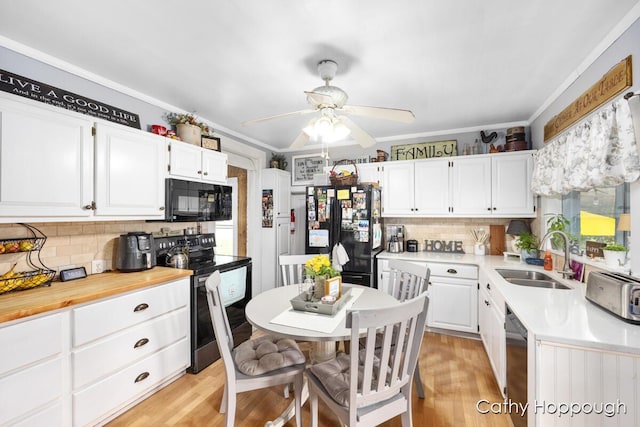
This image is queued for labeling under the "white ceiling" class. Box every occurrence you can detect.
[1,0,639,152]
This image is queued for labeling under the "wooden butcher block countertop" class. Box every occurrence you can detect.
[0,266,192,323]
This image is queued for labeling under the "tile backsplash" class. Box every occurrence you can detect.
[0,221,199,278]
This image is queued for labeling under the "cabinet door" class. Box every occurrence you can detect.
[0,96,94,218]
[427,277,478,333]
[94,123,165,218]
[201,149,227,184]
[276,171,291,217]
[450,156,491,216]
[356,163,380,186]
[413,159,450,215]
[168,141,203,180]
[492,152,535,216]
[381,161,414,216]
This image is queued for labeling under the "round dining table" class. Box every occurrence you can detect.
[245,283,398,427]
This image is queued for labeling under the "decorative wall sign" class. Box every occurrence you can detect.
[0,69,141,129]
[424,240,465,253]
[391,140,457,160]
[292,153,326,186]
[201,135,221,151]
[544,55,632,142]
[585,241,606,258]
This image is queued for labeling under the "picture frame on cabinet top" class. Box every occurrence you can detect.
[201,135,221,152]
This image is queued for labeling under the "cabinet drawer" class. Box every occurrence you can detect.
[481,281,505,316]
[0,357,63,425]
[0,313,63,376]
[73,279,188,346]
[11,403,63,427]
[428,263,478,280]
[72,338,188,427]
[73,307,189,389]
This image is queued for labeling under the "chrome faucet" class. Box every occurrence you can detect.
[539,230,575,279]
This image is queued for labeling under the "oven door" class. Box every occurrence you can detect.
[191,261,252,373]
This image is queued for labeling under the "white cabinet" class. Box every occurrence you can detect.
[71,278,190,426]
[94,122,166,218]
[0,94,94,218]
[478,269,506,397]
[426,263,478,333]
[0,93,167,221]
[356,163,382,186]
[261,169,292,292]
[0,312,65,426]
[381,151,536,218]
[381,159,450,216]
[167,139,227,184]
[377,258,478,334]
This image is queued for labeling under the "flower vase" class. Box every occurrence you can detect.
[314,275,327,300]
[176,123,202,146]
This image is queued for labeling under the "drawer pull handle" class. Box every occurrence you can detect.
[486,283,491,290]
[134,372,150,383]
[133,303,149,312]
[134,338,149,349]
[484,300,490,306]
[446,268,458,274]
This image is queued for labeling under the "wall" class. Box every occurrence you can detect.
[529,16,640,275]
[0,222,200,279]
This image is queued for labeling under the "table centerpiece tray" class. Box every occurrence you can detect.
[289,287,353,316]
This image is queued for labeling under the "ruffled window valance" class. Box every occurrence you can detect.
[531,96,640,196]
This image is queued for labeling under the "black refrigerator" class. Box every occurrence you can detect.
[305,184,383,287]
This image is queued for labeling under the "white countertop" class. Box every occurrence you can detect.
[377,251,640,355]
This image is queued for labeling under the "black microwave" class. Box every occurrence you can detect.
[164,178,232,222]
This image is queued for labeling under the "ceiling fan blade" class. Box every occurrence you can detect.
[337,116,376,148]
[290,131,310,149]
[304,91,335,107]
[242,109,316,126]
[340,105,415,123]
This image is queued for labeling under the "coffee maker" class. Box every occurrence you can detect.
[386,224,405,253]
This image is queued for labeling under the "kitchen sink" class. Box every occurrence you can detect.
[495,269,571,290]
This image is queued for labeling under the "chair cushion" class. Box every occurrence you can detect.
[234,335,306,376]
[308,350,384,407]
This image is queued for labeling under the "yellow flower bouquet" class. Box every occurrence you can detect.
[304,254,339,279]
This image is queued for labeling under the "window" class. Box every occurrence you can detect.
[562,183,630,251]
[213,178,238,256]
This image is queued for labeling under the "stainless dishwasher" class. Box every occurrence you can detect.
[505,304,528,427]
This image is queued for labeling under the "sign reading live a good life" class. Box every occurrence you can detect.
[390,140,457,160]
[0,69,141,129]
[544,55,632,142]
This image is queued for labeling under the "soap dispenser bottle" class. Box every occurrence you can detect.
[544,250,553,271]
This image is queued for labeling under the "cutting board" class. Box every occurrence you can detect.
[489,225,505,255]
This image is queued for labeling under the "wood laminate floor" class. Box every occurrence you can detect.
[107,332,513,427]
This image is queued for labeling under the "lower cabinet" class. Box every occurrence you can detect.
[0,312,65,426]
[377,259,478,333]
[0,277,190,426]
[478,271,506,397]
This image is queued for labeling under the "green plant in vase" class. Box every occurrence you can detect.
[514,231,539,260]
[545,213,571,250]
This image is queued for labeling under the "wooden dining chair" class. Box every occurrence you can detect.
[306,293,429,427]
[279,254,315,287]
[387,259,430,399]
[205,271,307,427]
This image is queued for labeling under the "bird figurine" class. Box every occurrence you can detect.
[480,130,498,144]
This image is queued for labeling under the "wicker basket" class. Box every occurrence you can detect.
[329,160,359,186]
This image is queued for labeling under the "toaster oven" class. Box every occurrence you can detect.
[585,271,640,324]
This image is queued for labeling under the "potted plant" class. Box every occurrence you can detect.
[164,112,212,145]
[270,153,287,170]
[602,243,627,268]
[304,254,340,300]
[514,231,539,260]
[545,213,571,250]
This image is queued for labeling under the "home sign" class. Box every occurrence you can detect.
[0,69,141,129]
[424,239,465,253]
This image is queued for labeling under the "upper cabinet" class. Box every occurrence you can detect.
[0,93,166,221]
[381,151,536,218]
[167,140,227,184]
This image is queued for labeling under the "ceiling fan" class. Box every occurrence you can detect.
[242,60,415,149]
